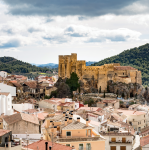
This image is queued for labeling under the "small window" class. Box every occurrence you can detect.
[0,123,1,125]
[144,120,145,123]
[138,122,139,125]
[86,143,91,150]
[123,73,124,75]
[66,144,70,147]
[133,119,134,121]
[144,115,145,118]
[112,104,114,106]
[66,131,71,137]
[79,144,83,150]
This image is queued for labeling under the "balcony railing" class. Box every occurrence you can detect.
[109,141,132,144]
[78,147,92,150]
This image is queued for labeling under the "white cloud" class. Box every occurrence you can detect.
[4,48,20,52]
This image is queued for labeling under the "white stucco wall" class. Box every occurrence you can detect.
[0,93,13,115]
[12,103,34,112]
[0,83,16,97]
[104,135,133,150]
[0,71,7,78]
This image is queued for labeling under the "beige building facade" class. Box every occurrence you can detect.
[58,53,142,92]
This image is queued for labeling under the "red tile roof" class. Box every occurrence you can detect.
[24,81,37,89]
[140,135,149,147]
[0,129,11,136]
[0,92,10,96]
[24,140,72,150]
[3,113,39,125]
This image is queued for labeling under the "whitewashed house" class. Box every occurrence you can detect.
[0,83,16,99]
[12,103,34,112]
[0,71,7,78]
[0,92,13,115]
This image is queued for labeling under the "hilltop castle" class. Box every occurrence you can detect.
[58,53,142,92]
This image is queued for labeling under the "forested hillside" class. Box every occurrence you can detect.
[0,57,50,73]
[92,43,149,86]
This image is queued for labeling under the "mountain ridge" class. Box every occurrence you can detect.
[91,43,149,86]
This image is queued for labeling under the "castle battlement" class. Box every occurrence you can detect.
[58,53,142,92]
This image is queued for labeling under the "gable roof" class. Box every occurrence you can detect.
[3,113,39,125]
[140,135,149,147]
[0,129,11,136]
[62,120,93,130]
[24,81,37,89]
[24,140,72,150]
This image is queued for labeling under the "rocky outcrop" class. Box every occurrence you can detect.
[107,80,148,102]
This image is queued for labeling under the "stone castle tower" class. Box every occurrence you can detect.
[58,53,142,92]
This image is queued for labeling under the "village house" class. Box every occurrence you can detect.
[0,83,16,99]
[3,113,39,134]
[0,129,22,150]
[0,71,7,78]
[117,110,147,132]
[97,99,120,109]
[0,92,13,116]
[12,103,35,112]
[42,111,106,150]
[39,98,76,112]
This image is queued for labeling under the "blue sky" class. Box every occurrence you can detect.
[0,0,149,64]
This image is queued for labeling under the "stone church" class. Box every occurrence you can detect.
[58,53,142,92]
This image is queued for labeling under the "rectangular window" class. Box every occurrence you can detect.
[86,143,91,150]
[79,144,83,150]
[66,144,70,147]
[66,131,71,137]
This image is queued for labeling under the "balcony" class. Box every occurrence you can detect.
[78,148,92,150]
[109,140,132,144]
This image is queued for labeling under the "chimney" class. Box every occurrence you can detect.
[71,113,73,118]
[86,118,89,126]
[45,142,48,150]
[8,142,11,150]
[53,126,57,136]
[67,109,69,114]
[45,120,49,128]
[69,118,72,123]
[63,112,66,117]
[49,146,52,150]
[77,117,80,122]
[50,121,53,127]
[71,111,74,114]
[65,119,67,126]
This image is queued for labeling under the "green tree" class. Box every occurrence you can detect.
[66,72,80,93]
[99,86,101,93]
[103,90,105,98]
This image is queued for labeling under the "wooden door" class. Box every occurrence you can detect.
[111,146,116,150]
[120,146,126,150]
[122,138,126,143]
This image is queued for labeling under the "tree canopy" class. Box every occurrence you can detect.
[0,56,50,73]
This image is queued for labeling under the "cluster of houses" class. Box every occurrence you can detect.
[0,71,149,150]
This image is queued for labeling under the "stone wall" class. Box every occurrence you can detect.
[58,53,142,92]
[8,120,39,134]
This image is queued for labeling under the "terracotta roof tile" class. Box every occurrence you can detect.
[0,92,10,96]
[140,135,149,146]
[24,81,37,89]
[3,113,39,125]
[24,140,72,150]
[0,129,11,136]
